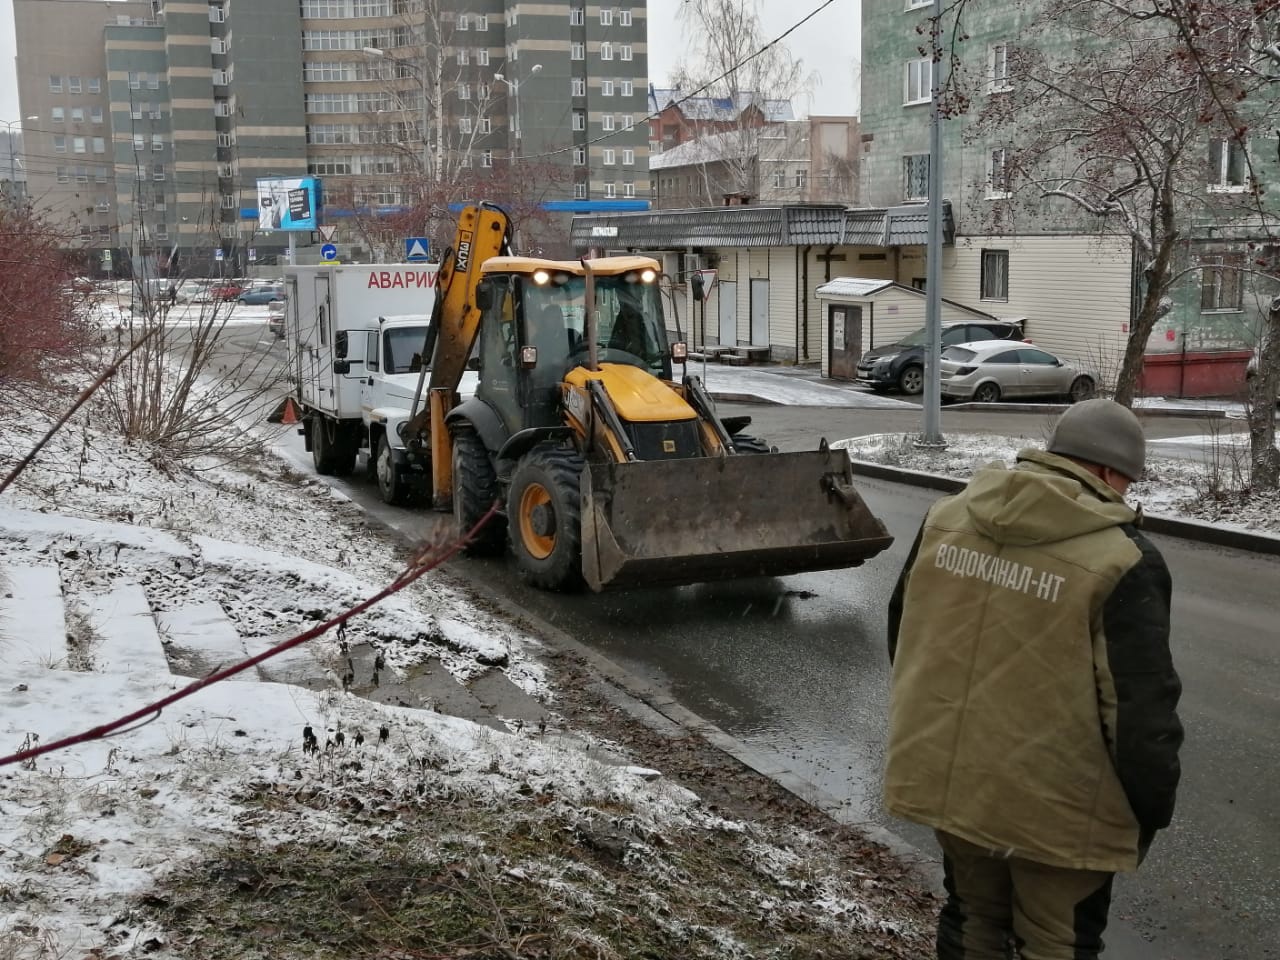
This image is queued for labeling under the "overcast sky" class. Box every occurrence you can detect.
[0,0,860,129]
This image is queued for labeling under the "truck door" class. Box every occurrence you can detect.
[300,274,332,411]
[360,329,379,415]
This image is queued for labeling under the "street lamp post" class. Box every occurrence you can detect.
[361,46,431,179]
[493,64,541,153]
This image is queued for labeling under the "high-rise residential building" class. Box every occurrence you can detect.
[14,0,650,274]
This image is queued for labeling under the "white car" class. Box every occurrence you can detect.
[941,341,1097,403]
[1245,351,1278,403]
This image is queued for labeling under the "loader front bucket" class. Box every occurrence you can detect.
[580,447,893,592]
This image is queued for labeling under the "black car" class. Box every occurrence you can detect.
[856,320,1025,394]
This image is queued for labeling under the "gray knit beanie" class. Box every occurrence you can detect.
[1047,398,1146,480]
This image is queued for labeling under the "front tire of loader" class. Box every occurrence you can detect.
[508,445,585,591]
[731,433,772,455]
[452,425,506,555]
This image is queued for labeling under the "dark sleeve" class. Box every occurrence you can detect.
[1102,529,1184,835]
[887,521,926,665]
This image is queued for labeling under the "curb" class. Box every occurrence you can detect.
[943,401,1228,419]
[847,459,1280,556]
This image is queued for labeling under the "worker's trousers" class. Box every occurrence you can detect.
[935,831,1116,960]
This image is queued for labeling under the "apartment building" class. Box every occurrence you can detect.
[14,0,650,273]
[860,2,1279,396]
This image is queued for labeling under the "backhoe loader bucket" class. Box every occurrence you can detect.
[580,447,893,592]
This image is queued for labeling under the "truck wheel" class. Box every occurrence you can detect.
[310,416,341,475]
[375,434,412,505]
[897,364,924,395]
[331,423,359,477]
[508,445,584,591]
[451,426,506,555]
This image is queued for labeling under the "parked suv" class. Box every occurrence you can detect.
[857,320,1025,394]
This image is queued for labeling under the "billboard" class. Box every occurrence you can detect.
[256,176,321,232]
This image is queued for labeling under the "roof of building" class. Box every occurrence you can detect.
[570,202,955,250]
[648,86,796,124]
[814,278,896,298]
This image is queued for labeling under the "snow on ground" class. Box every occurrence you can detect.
[833,432,1280,535]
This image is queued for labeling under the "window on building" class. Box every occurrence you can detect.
[620,44,632,61]
[459,117,473,133]
[481,149,492,167]
[74,166,88,183]
[476,49,489,65]
[72,137,86,154]
[220,194,236,209]
[479,116,491,133]
[604,182,616,198]
[213,68,229,85]
[572,77,586,96]
[600,42,613,60]
[570,7,584,26]
[88,77,101,93]
[794,169,807,189]
[147,72,160,90]
[68,75,82,93]
[572,110,585,131]
[602,114,615,131]
[623,114,635,130]
[91,106,103,124]
[981,249,1009,301]
[905,0,931,8]
[623,182,635,198]
[457,81,471,100]
[771,170,786,188]
[573,146,586,165]
[600,8,612,24]
[70,107,84,122]
[92,137,105,153]
[603,148,615,164]
[153,162,165,180]
[574,181,587,199]
[128,71,140,89]
[621,79,633,96]
[132,133,145,150]
[56,166,68,183]
[52,107,65,123]
[131,103,142,120]
[989,42,1011,92]
[571,42,585,60]
[208,4,224,22]
[903,153,929,200]
[457,48,469,65]
[1200,254,1244,311]
[212,37,227,54]
[620,9,632,25]
[904,58,931,104]
[601,79,614,97]
[49,75,63,93]
[622,148,634,165]
[456,12,468,29]
[1208,138,1247,191]
[95,166,107,182]
[988,148,1011,197]
[152,135,164,151]
[153,190,165,209]
[217,132,233,147]
[476,13,487,30]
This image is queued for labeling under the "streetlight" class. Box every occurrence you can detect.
[361,46,431,179]
[493,64,541,147]
[1,116,39,205]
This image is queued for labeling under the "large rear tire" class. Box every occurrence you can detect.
[508,445,584,591]
[375,434,412,505]
[731,433,772,455]
[310,416,357,476]
[451,426,506,555]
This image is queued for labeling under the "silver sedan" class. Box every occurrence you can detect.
[940,341,1097,403]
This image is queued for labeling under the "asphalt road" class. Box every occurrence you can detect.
[239,323,1275,959]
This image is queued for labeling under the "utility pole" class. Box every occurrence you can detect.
[917,0,946,449]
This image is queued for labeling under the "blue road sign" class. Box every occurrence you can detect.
[214,249,224,261]
[404,237,430,261]
[320,243,339,262]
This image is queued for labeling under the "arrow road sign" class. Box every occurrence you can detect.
[404,237,430,262]
[320,243,338,262]
[318,224,337,242]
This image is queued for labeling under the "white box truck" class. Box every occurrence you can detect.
[282,263,476,502]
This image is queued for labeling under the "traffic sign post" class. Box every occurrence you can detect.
[320,243,339,263]
[404,237,430,262]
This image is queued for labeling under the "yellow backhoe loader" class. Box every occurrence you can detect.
[400,202,892,591]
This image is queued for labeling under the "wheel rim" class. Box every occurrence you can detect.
[1072,378,1093,401]
[901,368,923,393]
[518,483,555,560]
[377,442,394,491]
[976,384,998,402]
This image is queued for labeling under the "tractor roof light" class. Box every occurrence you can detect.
[532,269,551,285]
[640,268,657,283]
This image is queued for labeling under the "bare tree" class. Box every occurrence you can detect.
[953,0,1279,408]
[667,0,813,202]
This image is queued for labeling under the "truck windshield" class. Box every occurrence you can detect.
[383,326,429,374]
[522,273,667,377]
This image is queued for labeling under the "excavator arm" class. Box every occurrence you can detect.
[401,201,512,507]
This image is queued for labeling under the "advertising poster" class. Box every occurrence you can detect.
[257,177,321,232]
